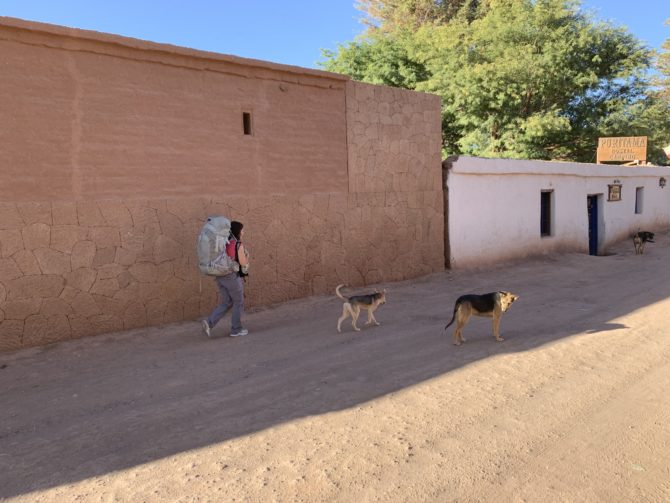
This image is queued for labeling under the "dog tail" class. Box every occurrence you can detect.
[444,302,460,331]
[335,284,346,300]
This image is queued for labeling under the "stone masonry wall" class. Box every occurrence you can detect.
[0,18,444,352]
[344,82,444,282]
[0,194,381,351]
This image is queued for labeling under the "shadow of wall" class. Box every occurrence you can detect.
[2,231,669,497]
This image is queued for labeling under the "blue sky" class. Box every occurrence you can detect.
[0,1,667,69]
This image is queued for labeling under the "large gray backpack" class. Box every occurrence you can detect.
[196,216,240,276]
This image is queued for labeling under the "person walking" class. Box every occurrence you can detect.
[201,220,249,338]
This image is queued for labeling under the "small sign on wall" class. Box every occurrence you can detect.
[608,184,622,201]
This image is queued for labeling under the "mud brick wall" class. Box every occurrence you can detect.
[0,18,444,351]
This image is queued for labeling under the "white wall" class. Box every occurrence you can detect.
[446,156,670,269]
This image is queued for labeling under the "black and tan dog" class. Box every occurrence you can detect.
[445,291,518,345]
[336,284,386,333]
[633,230,655,255]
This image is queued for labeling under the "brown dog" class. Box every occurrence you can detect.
[336,284,386,332]
[633,230,654,255]
[445,291,518,345]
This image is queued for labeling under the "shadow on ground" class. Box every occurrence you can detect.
[1,231,669,497]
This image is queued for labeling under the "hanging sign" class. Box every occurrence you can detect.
[597,136,647,163]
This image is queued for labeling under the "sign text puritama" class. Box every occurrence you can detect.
[597,136,647,164]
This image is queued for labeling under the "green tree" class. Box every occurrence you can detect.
[321,30,428,89]
[414,0,653,161]
[322,0,665,164]
[355,0,487,30]
[647,19,670,165]
[657,19,670,104]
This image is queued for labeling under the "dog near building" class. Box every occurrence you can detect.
[445,291,518,346]
[633,231,655,255]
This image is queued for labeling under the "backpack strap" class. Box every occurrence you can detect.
[235,240,248,280]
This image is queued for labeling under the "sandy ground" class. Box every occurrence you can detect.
[2,233,670,503]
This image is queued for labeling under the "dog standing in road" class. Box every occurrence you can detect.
[445,291,518,345]
[633,230,655,255]
[336,284,386,333]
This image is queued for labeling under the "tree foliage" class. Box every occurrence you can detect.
[321,30,429,89]
[657,19,670,104]
[321,0,669,164]
[646,19,670,164]
[355,0,487,30]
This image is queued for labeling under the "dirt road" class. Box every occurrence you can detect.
[2,233,670,502]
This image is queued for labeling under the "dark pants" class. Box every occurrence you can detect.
[207,273,244,332]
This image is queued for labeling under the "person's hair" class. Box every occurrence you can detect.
[230,221,244,240]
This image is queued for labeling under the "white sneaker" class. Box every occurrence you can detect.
[201,320,211,337]
[230,328,248,337]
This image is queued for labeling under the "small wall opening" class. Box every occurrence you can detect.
[540,190,553,237]
[242,112,252,135]
[635,187,644,214]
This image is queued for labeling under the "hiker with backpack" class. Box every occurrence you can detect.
[200,219,250,338]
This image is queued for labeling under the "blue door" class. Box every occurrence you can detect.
[587,195,598,255]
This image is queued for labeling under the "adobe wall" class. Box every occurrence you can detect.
[0,18,444,351]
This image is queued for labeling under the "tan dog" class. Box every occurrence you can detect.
[336,284,386,332]
[445,291,518,345]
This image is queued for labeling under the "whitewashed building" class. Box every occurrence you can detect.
[443,156,670,269]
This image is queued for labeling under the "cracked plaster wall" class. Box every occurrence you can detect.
[0,19,444,351]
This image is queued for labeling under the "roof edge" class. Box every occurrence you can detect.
[0,16,350,82]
